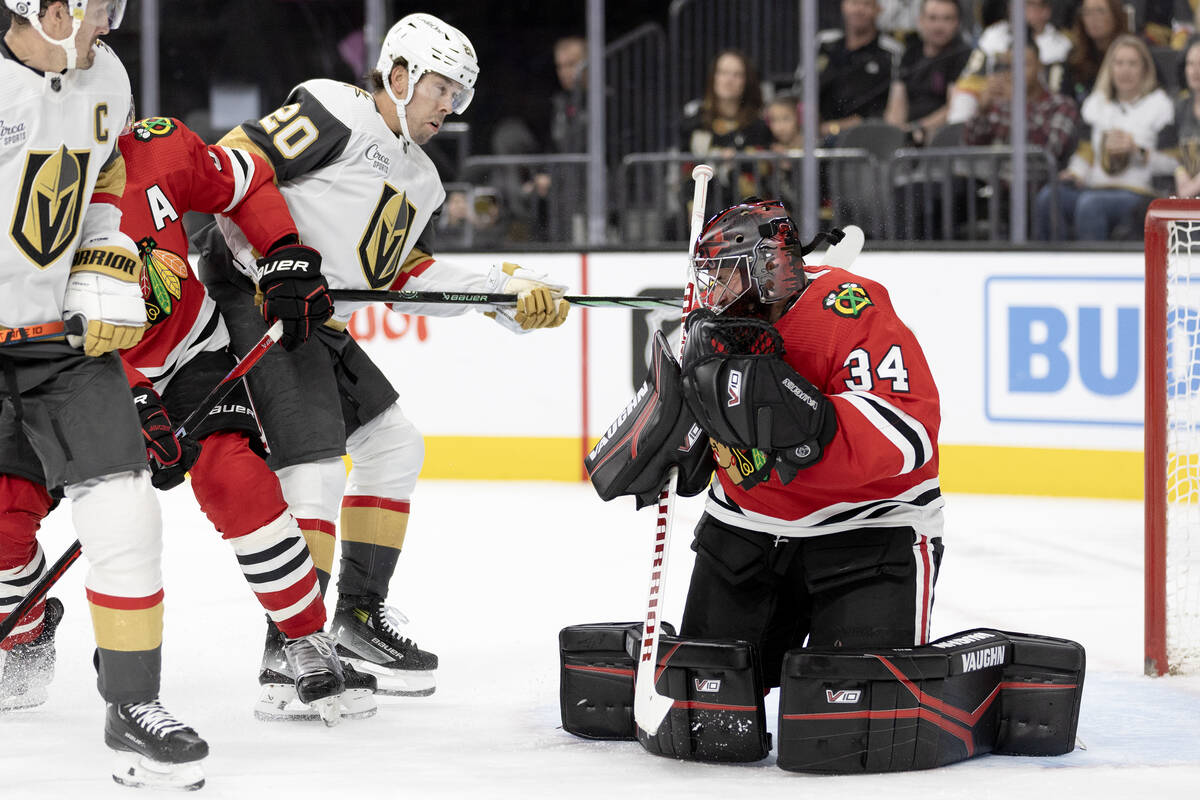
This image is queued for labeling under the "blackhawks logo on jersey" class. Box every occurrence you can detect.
[9,146,92,268]
[136,236,188,323]
[823,282,873,318]
[131,117,177,142]
[357,183,416,288]
[711,441,773,490]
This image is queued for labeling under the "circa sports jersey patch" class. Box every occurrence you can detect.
[10,146,92,268]
[131,117,178,141]
[136,236,188,323]
[823,282,873,318]
[357,183,417,288]
[0,119,28,148]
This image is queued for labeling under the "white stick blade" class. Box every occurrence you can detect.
[634,676,675,737]
[822,224,865,270]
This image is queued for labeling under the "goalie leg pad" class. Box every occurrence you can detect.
[558,621,674,740]
[993,631,1085,757]
[623,631,771,763]
[776,628,1085,773]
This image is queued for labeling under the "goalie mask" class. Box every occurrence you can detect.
[6,0,126,69]
[692,200,806,314]
[377,12,479,144]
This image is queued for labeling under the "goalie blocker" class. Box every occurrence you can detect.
[558,622,770,763]
[585,330,713,508]
[778,629,1085,773]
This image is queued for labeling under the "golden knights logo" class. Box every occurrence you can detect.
[10,146,91,269]
[357,183,416,288]
[823,282,873,318]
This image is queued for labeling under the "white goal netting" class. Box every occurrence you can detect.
[1161,218,1200,674]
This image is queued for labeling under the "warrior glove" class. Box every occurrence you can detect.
[256,243,331,351]
[681,310,837,482]
[63,231,147,356]
[486,262,569,331]
[131,386,201,491]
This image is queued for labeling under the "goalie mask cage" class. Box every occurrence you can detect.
[1145,198,1200,676]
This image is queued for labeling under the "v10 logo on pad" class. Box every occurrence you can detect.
[825,689,862,704]
[726,369,742,407]
[694,678,721,693]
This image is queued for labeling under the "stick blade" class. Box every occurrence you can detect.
[822,224,865,270]
[634,683,675,737]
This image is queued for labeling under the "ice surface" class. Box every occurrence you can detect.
[4,484,1199,798]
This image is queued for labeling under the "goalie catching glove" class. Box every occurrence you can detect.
[63,231,147,356]
[131,386,201,491]
[256,241,331,351]
[680,310,837,483]
[586,330,713,507]
[485,262,569,332]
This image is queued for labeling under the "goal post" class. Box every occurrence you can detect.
[1144,198,1200,676]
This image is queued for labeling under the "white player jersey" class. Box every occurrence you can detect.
[0,41,132,330]
[217,79,454,324]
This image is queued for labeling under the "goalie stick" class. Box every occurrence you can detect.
[0,320,284,643]
[328,289,681,309]
[819,223,865,270]
[634,163,714,737]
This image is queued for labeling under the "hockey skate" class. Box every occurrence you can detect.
[331,594,438,697]
[255,621,377,723]
[105,700,208,790]
[0,597,64,712]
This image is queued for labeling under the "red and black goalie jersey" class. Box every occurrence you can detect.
[705,266,943,540]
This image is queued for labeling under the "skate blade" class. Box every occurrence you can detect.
[111,751,205,791]
[342,658,436,697]
[312,695,341,727]
[255,684,377,721]
[0,686,48,712]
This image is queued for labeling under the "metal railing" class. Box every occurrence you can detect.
[888,146,1062,242]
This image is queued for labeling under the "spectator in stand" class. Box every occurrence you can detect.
[1166,36,1200,197]
[963,37,1081,168]
[1140,1,1200,49]
[763,95,805,211]
[1035,34,1175,240]
[948,0,1073,123]
[884,0,973,145]
[807,0,903,142]
[1064,0,1128,104]
[682,49,772,201]
[550,35,587,153]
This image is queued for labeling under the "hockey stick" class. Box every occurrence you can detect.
[0,318,85,347]
[820,224,865,270]
[328,289,681,309]
[633,163,714,737]
[0,320,284,643]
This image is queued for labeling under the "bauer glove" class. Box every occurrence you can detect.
[63,231,147,356]
[256,243,331,351]
[485,262,569,332]
[131,386,201,491]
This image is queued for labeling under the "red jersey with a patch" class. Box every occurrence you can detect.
[704,266,943,540]
[116,117,296,385]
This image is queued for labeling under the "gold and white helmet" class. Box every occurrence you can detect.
[5,0,126,68]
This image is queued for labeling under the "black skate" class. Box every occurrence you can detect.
[331,594,438,697]
[105,700,208,790]
[0,596,64,712]
[256,620,377,722]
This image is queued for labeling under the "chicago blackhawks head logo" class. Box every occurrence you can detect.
[9,146,92,268]
[136,236,188,323]
[823,282,873,318]
[131,117,178,141]
[357,183,416,288]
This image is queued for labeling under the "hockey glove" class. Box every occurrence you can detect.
[62,231,147,356]
[681,311,837,478]
[132,386,201,491]
[485,262,570,332]
[586,330,713,507]
[256,243,331,351]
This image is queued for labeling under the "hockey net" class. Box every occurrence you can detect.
[1145,199,1200,675]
